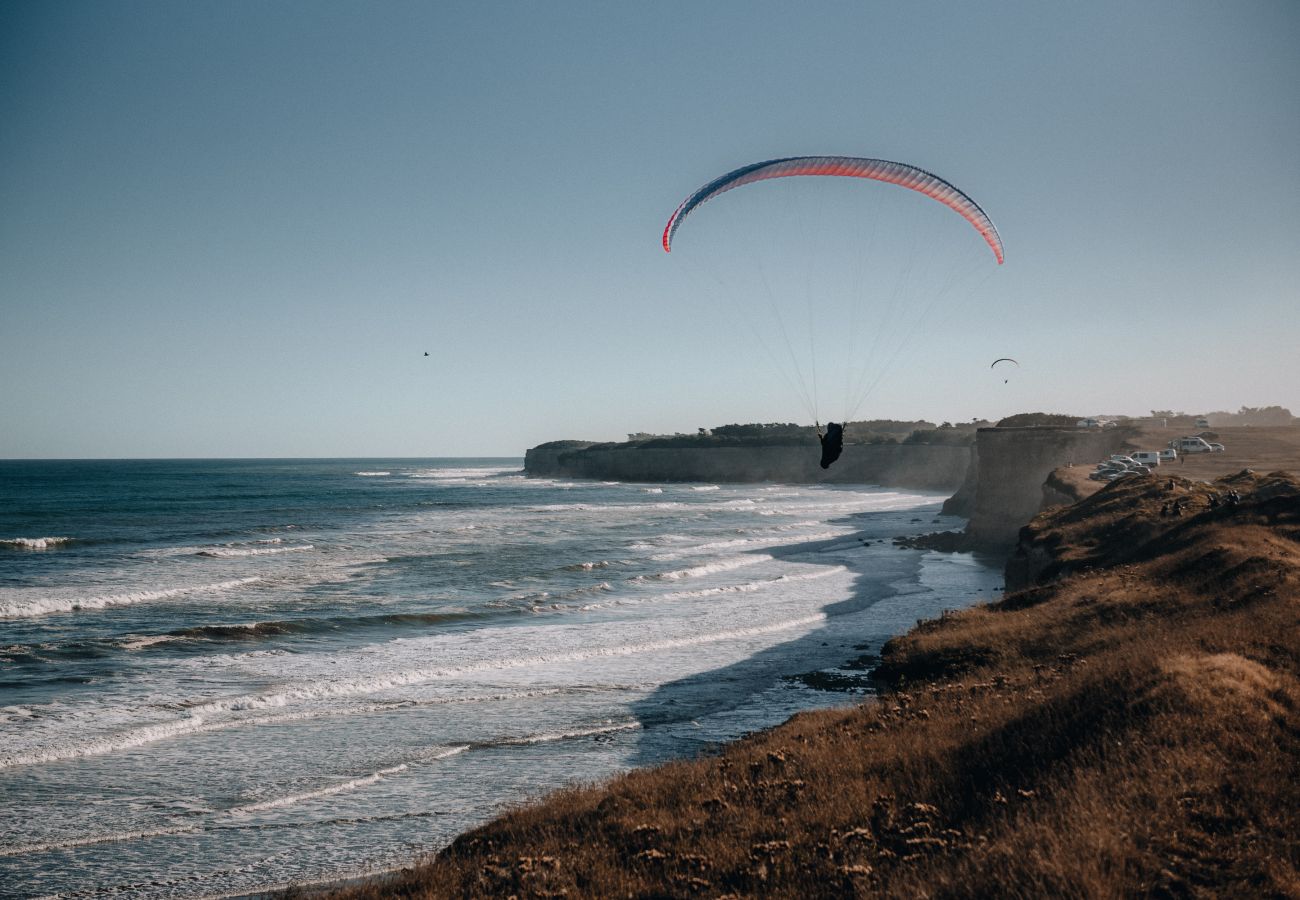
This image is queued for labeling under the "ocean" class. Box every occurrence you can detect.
[0,459,1000,898]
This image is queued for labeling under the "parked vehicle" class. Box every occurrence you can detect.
[1169,437,1214,454]
[1158,449,1178,462]
[1196,417,1210,429]
[1131,451,1162,467]
[1209,442,1225,452]
[1076,418,1101,429]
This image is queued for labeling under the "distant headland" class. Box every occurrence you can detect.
[525,409,1300,552]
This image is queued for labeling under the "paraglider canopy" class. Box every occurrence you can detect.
[664,156,1004,264]
[990,357,1019,384]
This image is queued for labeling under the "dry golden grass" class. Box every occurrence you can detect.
[319,471,1300,899]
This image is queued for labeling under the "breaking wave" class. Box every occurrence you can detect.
[161,609,492,643]
[196,544,314,558]
[562,560,611,571]
[1,536,72,550]
[0,824,203,858]
[488,720,639,746]
[0,577,260,619]
[660,566,846,600]
[229,764,410,814]
[633,554,772,581]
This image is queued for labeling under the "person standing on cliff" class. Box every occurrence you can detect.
[817,422,844,469]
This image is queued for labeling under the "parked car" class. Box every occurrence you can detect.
[1169,437,1214,454]
[1158,449,1178,462]
[1076,418,1101,429]
[1131,451,1162,467]
[1099,459,1151,474]
[1209,442,1225,452]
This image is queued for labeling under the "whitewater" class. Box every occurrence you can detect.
[0,458,1001,897]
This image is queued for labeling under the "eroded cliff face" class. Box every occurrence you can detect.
[940,445,978,516]
[961,426,1128,550]
[524,443,970,491]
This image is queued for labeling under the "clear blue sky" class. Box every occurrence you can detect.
[2,0,1297,457]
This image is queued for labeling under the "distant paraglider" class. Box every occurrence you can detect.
[991,357,1019,383]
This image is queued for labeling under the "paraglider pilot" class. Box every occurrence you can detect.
[818,422,844,469]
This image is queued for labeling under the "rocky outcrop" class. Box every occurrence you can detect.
[524,443,970,492]
[1004,469,1299,592]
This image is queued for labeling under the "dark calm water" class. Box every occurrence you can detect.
[0,459,999,897]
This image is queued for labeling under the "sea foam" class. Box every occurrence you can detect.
[229,764,409,814]
[0,577,260,619]
[196,544,313,558]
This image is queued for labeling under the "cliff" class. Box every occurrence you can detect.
[525,443,970,492]
[959,426,1128,550]
[939,444,978,516]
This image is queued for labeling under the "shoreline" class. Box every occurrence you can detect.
[317,466,1300,898]
[246,494,1003,898]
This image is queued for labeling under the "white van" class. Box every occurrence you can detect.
[1170,437,1214,454]
[1158,449,1177,462]
[1131,451,1161,467]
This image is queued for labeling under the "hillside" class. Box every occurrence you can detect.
[322,470,1300,899]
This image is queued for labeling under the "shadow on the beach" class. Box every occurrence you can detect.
[624,497,1000,768]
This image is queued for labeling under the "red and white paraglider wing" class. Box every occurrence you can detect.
[663,156,1004,264]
